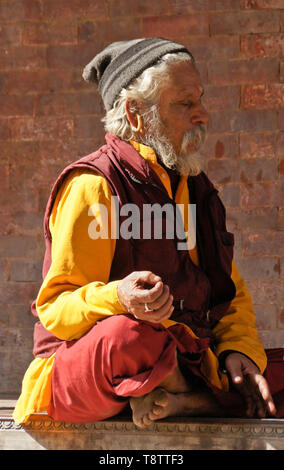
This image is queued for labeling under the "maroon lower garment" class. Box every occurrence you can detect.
[48,315,284,423]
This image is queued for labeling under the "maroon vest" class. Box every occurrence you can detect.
[32,133,236,358]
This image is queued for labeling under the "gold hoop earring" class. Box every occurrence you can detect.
[131,114,142,133]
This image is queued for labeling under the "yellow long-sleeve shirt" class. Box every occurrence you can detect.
[13,141,267,424]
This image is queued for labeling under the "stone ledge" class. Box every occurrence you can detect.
[1,412,284,450]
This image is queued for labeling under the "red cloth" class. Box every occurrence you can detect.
[48,315,209,422]
[48,315,284,422]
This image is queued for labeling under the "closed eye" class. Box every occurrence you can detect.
[181,102,193,108]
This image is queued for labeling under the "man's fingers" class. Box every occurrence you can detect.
[144,284,171,311]
[253,374,277,417]
[132,293,174,323]
[133,280,164,303]
[225,361,244,387]
[134,271,162,287]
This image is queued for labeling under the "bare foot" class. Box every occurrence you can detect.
[130,388,227,427]
[130,387,181,428]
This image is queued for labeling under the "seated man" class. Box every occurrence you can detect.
[14,38,283,427]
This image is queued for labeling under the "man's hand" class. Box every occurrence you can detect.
[117,271,174,323]
[225,352,277,418]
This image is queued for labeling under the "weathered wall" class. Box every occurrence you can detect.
[0,0,283,394]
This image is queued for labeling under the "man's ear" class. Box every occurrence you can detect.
[125,100,143,132]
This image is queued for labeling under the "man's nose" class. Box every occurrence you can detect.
[191,103,209,127]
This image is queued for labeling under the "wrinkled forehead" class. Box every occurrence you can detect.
[166,61,204,97]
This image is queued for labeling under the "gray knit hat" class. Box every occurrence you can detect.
[82,37,194,111]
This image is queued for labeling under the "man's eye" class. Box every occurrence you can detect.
[181,102,192,107]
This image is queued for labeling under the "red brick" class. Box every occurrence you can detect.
[109,0,172,17]
[280,61,284,82]
[170,0,212,13]
[202,133,239,160]
[246,279,284,304]
[183,35,240,61]
[3,69,88,95]
[0,164,9,189]
[23,21,77,45]
[281,258,284,280]
[209,109,277,133]
[0,0,42,21]
[208,156,278,183]
[279,307,284,328]
[240,181,283,207]
[207,159,240,183]
[208,58,278,85]
[195,62,208,85]
[277,133,284,156]
[42,0,107,19]
[279,208,284,230]
[0,95,34,116]
[12,212,43,236]
[142,15,209,38]
[278,109,284,129]
[78,19,141,45]
[276,132,284,157]
[242,84,284,109]
[240,132,276,158]
[0,118,11,140]
[227,207,278,231]
[241,33,284,58]
[239,157,278,182]
[170,0,241,13]
[243,231,284,255]
[0,46,46,70]
[0,24,22,46]
[10,259,42,282]
[0,73,5,93]
[74,116,105,139]
[0,259,9,281]
[237,257,280,279]
[0,214,14,235]
[0,235,43,257]
[0,323,34,349]
[38,139,80,164]
[0,141,41,164]
[3,303,36,327]
[47,44,99,69]
[279,157,284,175]
[9,117,73,141]
[254,304,278,330]
[10,162,64,189]
[217,184,240,207]
[211,11,279,35]
[77,137,109,157]
[203,85,240,111]
[214,0,240,8]
[241,0,284,8]
[35,92,103,116]
[0,190,39,216]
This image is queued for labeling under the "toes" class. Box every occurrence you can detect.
[148,404,163,420]
[142,413,153,427]
[154,389,169,407]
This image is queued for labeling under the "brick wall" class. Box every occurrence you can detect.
[0,0,283,394]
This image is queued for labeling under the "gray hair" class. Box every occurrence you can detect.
[102,52,192,141]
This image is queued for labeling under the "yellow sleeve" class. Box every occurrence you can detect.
[36,168,127,341]
[213,261,267,374]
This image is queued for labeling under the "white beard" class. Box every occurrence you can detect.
[142,107,207,176]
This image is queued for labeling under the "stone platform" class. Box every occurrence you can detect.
[1,399,284,450]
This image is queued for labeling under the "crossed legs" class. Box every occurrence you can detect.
[49,314,225,425]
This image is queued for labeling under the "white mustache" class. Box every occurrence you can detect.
[181,126,207,154]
